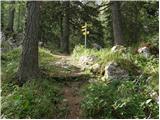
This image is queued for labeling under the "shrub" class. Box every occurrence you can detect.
[1,79,63,119]
[81,81,159,119]
[1,48,21,83]
[1,47,67,118]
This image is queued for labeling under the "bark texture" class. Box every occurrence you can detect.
[18,1,40,84]
[60,14,63,49]
[111,1,124,45]
[6,1,15,32]
[61,1,70,54]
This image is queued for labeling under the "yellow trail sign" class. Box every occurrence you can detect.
[81,28,86,32]
[81,22,90,48]
[83,31,89,35]
[81,25,86,28]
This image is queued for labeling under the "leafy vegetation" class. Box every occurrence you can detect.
[71,45,159,119]
[1,80,63,119]
[1,0,158,119]
[81,81,158,119]
[1,48,67,119]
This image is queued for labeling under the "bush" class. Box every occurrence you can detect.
[1,48,21,83]
[1,79,64,119]
[1,47,66,118]
[81,81,159,119]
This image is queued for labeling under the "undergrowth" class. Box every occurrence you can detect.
[81,81,159,119]
[1,80,64,119]
[72,45,159,119]
[1,47,66,118]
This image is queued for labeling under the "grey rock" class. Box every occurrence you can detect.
[111,45,126,53]
[138,46,150,58]
[79,55,98,66]
[90,63,100,73]
[92,43,102,50]
[104,61,129,81]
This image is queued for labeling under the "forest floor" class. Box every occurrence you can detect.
[48,54,88,118]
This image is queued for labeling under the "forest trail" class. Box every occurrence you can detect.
[63,81,84,119]
[51,54,88,119]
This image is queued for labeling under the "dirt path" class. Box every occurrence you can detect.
[63,81,83,119]
[51,54,88,119]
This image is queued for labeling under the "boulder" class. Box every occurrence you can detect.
[1,32,23,53]
[92,43,102,50]
[104,61,129,81]
[138,46,150,58]
[111,45,126,53]
[90,63,100,73]
[79,55,98,66]
[0,31,6,41]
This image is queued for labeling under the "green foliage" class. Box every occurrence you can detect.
[81,81,158,119]
[1,79,63,119]
[1,1,26,32]
[72,45,139,76]
[1,48,21,82]
[133,55,159,91]
[1,47,67,119]
[72,45,96,59]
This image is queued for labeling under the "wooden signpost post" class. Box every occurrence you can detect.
[81,22,89,48]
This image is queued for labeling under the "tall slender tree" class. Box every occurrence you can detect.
[17,3,21,32]
[59,13,63,48]
[18,1,40,85]
[111,1,124,45]
[61,1,70,54]
[6,1,15,32]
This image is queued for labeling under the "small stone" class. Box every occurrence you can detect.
[111,45,127,53]
[63,99,68,102]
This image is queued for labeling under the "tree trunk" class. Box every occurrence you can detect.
[18,1,40,85]
[6,1,15,32]
[1,3,5,30]
[61,1,70,54]
[111,1,124,45]
[60,14,63,49]
[17,4,21,32]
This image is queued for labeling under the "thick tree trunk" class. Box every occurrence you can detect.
[61,1,70,54]
[18,1,40,85]
[6,1,15,32]
[111,1,124,45]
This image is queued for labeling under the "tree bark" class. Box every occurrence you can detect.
[60,14,63,49]
[18,1,40,85]
[17,4,21,32]
[61,1,70,54]
[6,1,15,32]
[1,3,5,30]
[111,1,124,45]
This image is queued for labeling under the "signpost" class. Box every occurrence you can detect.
[81,22,89,48]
